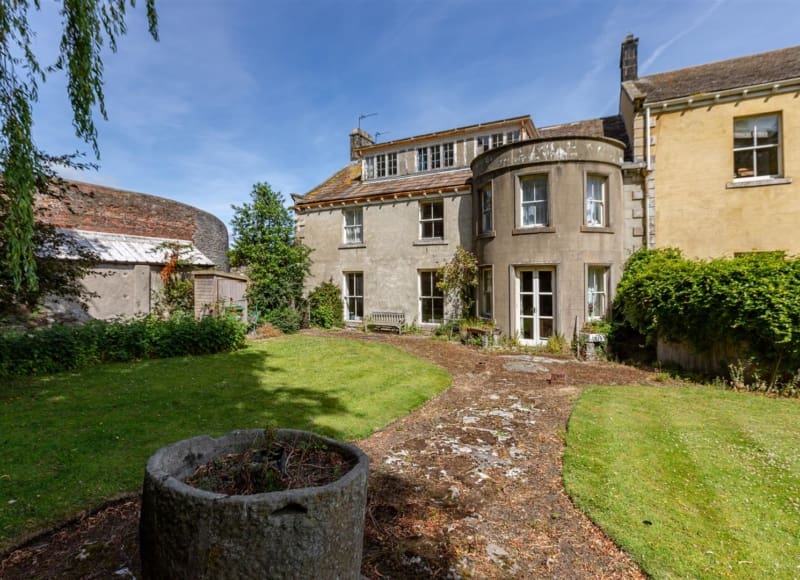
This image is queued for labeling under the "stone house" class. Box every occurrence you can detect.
[293,36,800,345]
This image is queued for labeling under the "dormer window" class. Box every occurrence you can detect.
[365,152,398,179]
[417,148,428,171]
[477,131,520,153]
[416,143,455,173]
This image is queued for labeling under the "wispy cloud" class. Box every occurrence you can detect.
[639,0,728,74]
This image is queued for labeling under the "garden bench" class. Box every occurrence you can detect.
[363,311,405,335]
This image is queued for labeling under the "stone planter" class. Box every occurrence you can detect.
[580,332,607,360]
[140,429,369,579]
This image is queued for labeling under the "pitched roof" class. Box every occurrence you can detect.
[629,44,800,103]
[295,163,472,208]
[538,115,627,144]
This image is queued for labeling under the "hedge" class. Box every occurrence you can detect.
[0,313,247,379]
[612,249,800,386]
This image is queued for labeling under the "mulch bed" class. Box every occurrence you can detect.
[0,330,658,578]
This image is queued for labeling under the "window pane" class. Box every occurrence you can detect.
[432,201,443,219]
[521,294,534,316]
[734,150,755,177]
[539,295,553,317]
[522,317,533,339]
[521,271,533,293]
[433,221,444,238]
[421,271,433,293]
[756,148,779,176]
[539,271,552,293]
[432,277,444,298]
[432,298,443,321]
[522,204,536,226]
[421,299,433,322]
[539,318,553,338]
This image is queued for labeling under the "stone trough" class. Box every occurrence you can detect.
[139,429,369,579]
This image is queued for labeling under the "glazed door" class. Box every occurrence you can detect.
[517,268,554,345]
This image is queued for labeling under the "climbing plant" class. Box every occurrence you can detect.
[437,246,478,319]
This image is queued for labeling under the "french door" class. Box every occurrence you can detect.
[516,268,555,345]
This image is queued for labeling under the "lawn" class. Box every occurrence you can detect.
[563,385,800,579]
[0,334,450,547]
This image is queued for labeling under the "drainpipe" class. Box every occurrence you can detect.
[644,105,653,249]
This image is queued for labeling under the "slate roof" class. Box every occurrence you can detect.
[56,229,214,265]
[295,164,472,208]
[629,44,800,103]
[538,115,628,144]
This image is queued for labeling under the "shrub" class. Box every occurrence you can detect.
[308,279,344,329]
[263,307,302,334]
[0,314,247,380]
[613,249,800,388]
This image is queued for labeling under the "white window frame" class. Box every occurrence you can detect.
[419,199,444,240]
[442,142,454,167]
[520,175,549,228]
[479,183,493,234]
[585,174,607,227]
[344,272,364,321]
[364,157,375,179]
[586,265,609,321]
[343,207,363,244]
[417,147,428,171]
[733,113,782,180]
[516,267,555,345]
[419,270,444,324]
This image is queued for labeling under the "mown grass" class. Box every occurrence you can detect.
[563,385,800,578]
[0,335,450,547]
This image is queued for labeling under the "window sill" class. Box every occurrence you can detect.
[413,239,448,246]
[512,226,555,235]
[580,226,615,234]
[476,231,496,240]
[338,243,366,250]
[726,177,792,189]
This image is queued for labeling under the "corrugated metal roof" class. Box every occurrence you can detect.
[57,229,214,265]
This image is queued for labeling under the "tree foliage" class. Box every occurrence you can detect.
[613,248,800,386]
[229,182,311,319]
[0,208,99,316]
[437,246,478,319]
[0,0,158,293]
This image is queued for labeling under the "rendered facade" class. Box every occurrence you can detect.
[294,36,800,345]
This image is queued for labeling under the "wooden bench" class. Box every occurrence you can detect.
[363,311,405,335]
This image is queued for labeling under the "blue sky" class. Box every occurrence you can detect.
[29,0,800,233]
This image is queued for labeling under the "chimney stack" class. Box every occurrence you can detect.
[349,128,374,160]
[620,34,639,82]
